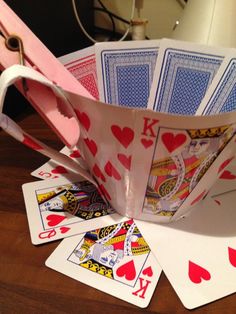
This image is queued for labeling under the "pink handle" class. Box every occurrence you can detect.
[0,1,94,146]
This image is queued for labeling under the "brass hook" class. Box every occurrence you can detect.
[5,35,28,93]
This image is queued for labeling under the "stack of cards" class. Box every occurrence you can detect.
[3,38,236,308]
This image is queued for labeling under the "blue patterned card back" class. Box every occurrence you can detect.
[100,48,158,108]
[152,49,223,115]
[201,59,236,114]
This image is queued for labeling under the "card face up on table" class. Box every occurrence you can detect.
[1,1,236,308]
[46,219,162,308]
[136,191,236,309]
[22,177,126,245]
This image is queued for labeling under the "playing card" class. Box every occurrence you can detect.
[0,110,94,184]
[196,53,236,115]
[148,38,228,114]
[136,193,236,309]
[31,146,88,180]
[65,82,236,221]
[71,99,160,219]
[95,40,160,107]
[59,45,99,100]
[46,219,162,308]
[171,128,236,220]
[209,153,236,197]
[135,114,236,222]
[22,177,125,245]
[211,188,236,209]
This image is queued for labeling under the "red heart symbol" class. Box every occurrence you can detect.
[188,261,211,284]
[141,138,153,149]
[60,226,70,234]
[46,214,66,227]
[218,157,234,173]
[84,138,97,156]
[228,247,236,267]
[162,133,187,153]
[98,184,111,200]
[69,150,81,158]
[51,166,68,174]
[75,110,90,131]
[104,161,121,180]
[116,260,136,281]
[190,190,206,206]
[22,135,43,151]
[142,266,153,277]
[93,164,106,182]
[220,170,236,180]
[111,125,134,148]
[117,154,131,170]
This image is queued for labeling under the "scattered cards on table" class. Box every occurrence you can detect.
[15,38,236,308]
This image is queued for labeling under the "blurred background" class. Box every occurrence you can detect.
[94,0,184,41]
[5,0,235,117]
[2,0,185,117]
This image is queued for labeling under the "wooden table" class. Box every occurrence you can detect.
[1,112,236,314]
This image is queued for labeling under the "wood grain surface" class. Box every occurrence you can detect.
[0,112,236,314]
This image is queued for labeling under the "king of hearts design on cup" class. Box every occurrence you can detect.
[144,124,236,216]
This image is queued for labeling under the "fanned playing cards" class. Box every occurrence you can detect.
[1,4,236,308]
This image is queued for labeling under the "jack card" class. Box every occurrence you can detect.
[22,177,125,245]
[46,219,162,308]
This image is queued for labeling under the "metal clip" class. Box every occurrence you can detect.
[5,34,28,93]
